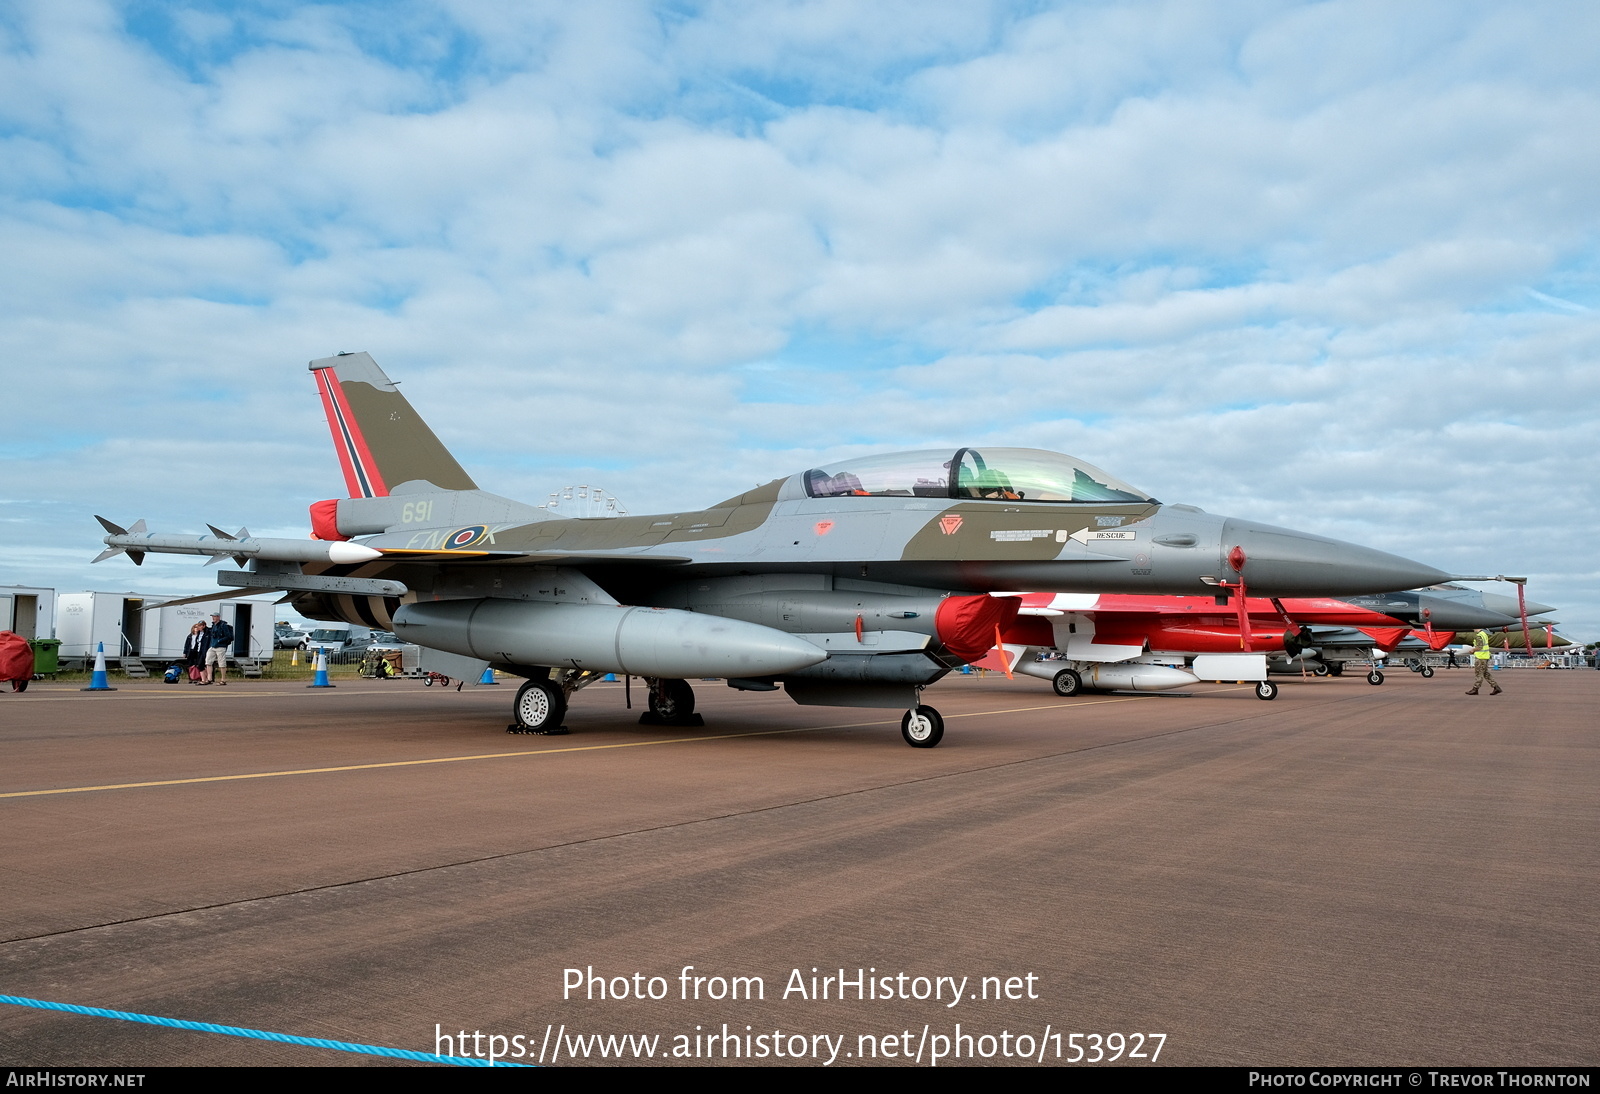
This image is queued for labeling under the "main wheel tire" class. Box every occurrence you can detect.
[1255,680,1279,700]
[1327,662,1344,677]
[1367,670,1385,685]
[901,706,944,748]
[649,678,696,720]
[514,679,566,731]
[1313,665,1329,677]
[1052,668,1084,697]
[1420,666,1435,679]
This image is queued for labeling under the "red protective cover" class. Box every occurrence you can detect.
[1358,627,1411,652]
[309,498,349,541]
[0,631,35,681]
[998,614,1055,647]
[935,595,1021,663]
[1418,629,1456,651]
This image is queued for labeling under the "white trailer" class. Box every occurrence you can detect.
[55,592,276,665]
[0,586,55,640]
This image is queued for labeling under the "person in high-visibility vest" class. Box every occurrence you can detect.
[1465,628,1503,696]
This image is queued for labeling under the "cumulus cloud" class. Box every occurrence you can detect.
[1,0,1597,634]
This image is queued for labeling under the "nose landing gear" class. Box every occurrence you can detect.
[901,706,944,748]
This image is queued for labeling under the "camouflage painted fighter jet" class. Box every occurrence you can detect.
[94,352,1451,746]
[1272,584,1557,681]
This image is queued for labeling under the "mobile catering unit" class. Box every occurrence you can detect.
[55,592,276,669]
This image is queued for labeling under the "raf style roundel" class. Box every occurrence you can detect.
[444,525,489,549]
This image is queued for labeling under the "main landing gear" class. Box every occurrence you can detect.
[1052,668,1084,697]
[640,677,704,727]
[506,671,951,748]
[508,678,568,735]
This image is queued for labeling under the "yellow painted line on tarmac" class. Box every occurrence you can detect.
[0,696,1154,800]
[14,688,390,702]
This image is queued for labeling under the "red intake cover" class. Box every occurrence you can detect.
[309,499,349,541]
[936,595,1021,663]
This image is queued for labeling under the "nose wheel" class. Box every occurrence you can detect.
[901,706,944,748]
[1254,681,1278,700]
[1367,670,1385,685]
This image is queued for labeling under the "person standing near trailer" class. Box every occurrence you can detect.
[204,612,234,686]
[183,622,207,684]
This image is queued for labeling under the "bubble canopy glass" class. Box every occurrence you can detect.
[802,448,1154,504]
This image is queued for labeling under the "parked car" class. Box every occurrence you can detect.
[301,625,373,661]
[366,630,405,653]
[275,622,310,649]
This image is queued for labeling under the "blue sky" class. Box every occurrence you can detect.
[2,0,1598,637]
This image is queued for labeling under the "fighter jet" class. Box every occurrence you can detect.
[1275,584,1557,681]
[975,590,1440,699]
[977,585,1555,697]
[93,352,1449,746]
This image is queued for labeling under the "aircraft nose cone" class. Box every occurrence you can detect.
[1480,591,1556,618]
[1415,599,1520,630]
[1220,518,1449,597]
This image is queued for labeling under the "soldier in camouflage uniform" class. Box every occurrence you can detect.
[1465,628,1502,696]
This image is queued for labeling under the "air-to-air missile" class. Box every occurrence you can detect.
[95,352,1450,747]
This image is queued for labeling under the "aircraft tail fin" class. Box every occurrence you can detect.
[309,352,478,498]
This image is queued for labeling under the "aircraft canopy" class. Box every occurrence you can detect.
[803,448,1153,504]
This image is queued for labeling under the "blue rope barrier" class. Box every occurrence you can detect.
[0,994,529,1067]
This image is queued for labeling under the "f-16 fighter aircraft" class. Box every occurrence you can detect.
[978,591,1413,698]
[979,585,1554,697]
[1269,584,1556,681]
[94,352,1450,746]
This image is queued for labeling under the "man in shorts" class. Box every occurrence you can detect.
[205,612,235,686]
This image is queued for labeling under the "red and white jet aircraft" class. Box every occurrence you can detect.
[976,591,1467,699]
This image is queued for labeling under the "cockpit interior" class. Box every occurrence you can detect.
[803,448,1153,504]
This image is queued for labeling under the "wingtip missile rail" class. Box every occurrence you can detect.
[93,517,383,566]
